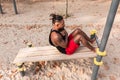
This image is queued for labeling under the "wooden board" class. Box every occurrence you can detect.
[13,46,97,63]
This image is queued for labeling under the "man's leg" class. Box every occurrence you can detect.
[71,28,95,43]
[77,28,96,43]
[73,34,96,52]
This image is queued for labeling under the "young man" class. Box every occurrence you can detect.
[49,14,96,55]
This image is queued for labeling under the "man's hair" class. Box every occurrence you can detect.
[50,14,63,24]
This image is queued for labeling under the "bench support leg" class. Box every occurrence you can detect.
[12,0,18,14]
[17,63,25,77]
[0,3,3,14]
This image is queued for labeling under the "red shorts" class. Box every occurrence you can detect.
[65,34,80,55]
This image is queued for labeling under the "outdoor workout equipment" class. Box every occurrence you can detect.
[91,0,120,80]
[13,41,97,76]
[13,0,18,14]
[0,2,3,14]
[0,0,18,14]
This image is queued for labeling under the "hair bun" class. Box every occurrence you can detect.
[49,13,56,20]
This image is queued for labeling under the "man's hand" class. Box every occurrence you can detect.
[64,30,68,45]
[61,30,68,36]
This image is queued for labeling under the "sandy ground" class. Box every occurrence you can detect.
[0,0,120,80]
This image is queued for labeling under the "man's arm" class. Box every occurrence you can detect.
[53,35,68,48]
[65,32,68,46]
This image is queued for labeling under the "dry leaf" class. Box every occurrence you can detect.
[9,73,15,78]
[79,68,84,75]
[109,75,116,80]
[103,62,110,70]
[11,69,17,73]
[46,72,54,77]
[3,41,8,44]
[113,58,119,64]
[8,69,18,78]
[62,75,65,80]
[72,66,77,72]
[98,73,106,78]
[55,66,61,71]
[23,40,28,44]
[39,61,45,65]
[0,74,3,79]
[25,26,32,30]
[34,66,40,74]
[53,61,60,68]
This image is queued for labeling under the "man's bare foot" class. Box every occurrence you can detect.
[90,38,96,44]
[92,47,97,53]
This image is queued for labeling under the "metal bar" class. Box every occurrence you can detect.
[65,0,68,18]
[0,2,3,14]
[13,0,18,14]
[95,35,100,48]
[90,33,100,47]
[91,0,120,80]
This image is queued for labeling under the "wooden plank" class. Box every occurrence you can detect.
[13,52,96,63]
[13,46,97,63]
[16,46,91,58]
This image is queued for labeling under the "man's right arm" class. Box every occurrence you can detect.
[53,35,68,48]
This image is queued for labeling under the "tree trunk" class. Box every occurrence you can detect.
[65,0,68,18]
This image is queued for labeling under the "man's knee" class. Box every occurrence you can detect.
[74,35,82,40]
[73,35,83,44]
[75,28,82,34]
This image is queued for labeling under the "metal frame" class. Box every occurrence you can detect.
[0,0,18,14]
[91,0,120,80]
[13,0,18,14]
[0,2,3,14]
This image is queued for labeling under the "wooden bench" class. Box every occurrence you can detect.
[13,46,97,63]
[13,45,97,76]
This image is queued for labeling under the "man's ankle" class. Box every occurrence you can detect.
[92,47,97,52]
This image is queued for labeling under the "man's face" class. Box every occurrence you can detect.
[57,20,65,29]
